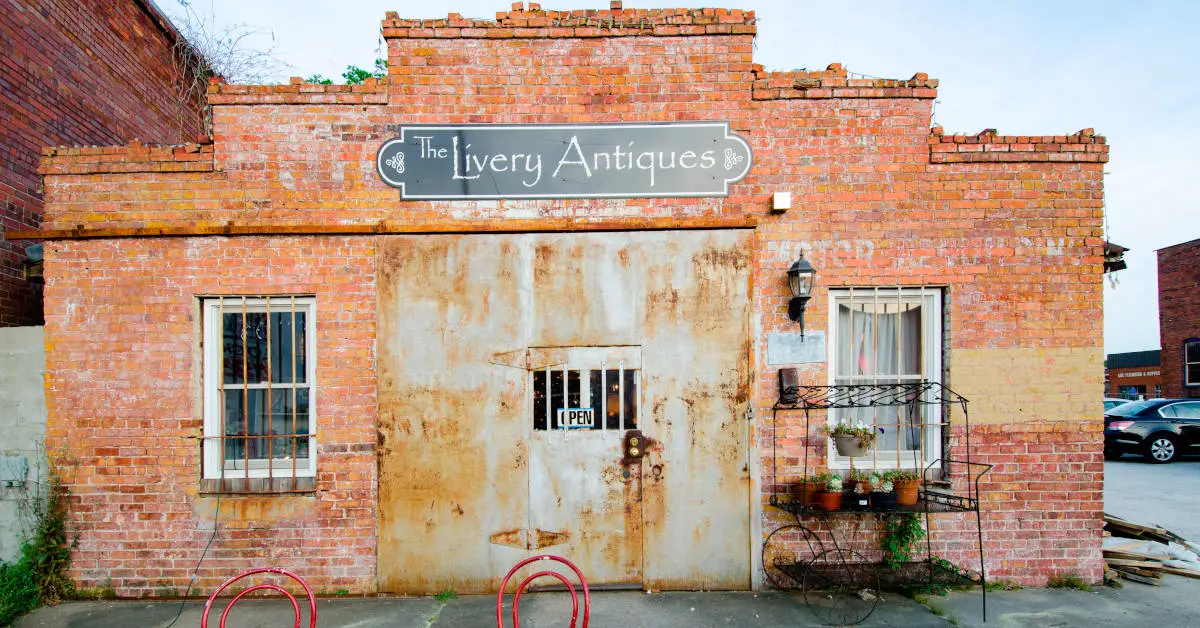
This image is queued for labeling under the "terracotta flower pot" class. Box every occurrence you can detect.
[832,435,871,457]
[894,479,920,506]
[794,480,821,507]
[817,490,842,511]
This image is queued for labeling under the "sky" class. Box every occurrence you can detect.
[157,0,1200,355]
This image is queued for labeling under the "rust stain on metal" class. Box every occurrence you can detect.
[489,529,526,549]
[532,529,571,549]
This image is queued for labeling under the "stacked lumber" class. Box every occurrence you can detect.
[1104,514,1180,545]
[1102,514,1200,584]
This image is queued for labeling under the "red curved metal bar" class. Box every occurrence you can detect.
[512,571,578,628]
[496,555,590,628]
[219,584,299,628]
[201,567,317,628]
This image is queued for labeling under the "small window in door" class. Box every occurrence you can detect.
[530,347,639,431]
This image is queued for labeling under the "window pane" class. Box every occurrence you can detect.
[223,388,244,461]
[567,370,581,409]
[589,370,604,430]
[226,388,310,462]
[1187,341,1200,364]
[550,370,564,429]
[605,369,620,429]
[624,370,638,429]
[270,310,307,384]
[1175,403,1200,419]
[533,370,547,430]
[223,313,245,384]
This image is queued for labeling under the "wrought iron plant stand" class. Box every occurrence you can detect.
[764,382,991,626]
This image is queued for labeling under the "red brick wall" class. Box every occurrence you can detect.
[38,4,1105,593]
[1,0,204,326]
[43,237,377,596]
[1106,366,1162,398]
[1159,239,1200,398]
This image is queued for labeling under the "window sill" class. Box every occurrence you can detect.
[200,476,316,495]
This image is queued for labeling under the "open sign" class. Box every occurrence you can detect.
[557,408,595,429]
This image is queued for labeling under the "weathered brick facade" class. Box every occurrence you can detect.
[0,0,204,326]
[1159,239,1200,398]
[32,3,1106,596]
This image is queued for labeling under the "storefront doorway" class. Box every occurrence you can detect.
[376,230,753,593]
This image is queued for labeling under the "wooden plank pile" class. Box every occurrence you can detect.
[1103,514,1200,585]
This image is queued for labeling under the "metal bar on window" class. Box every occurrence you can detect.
[242,296,249,485]
[291,297,298,481]
[618,361,625,431]
[600,363,607,432]
[545,368,551,430]
[266,297,273,486]
[896,285,902,472]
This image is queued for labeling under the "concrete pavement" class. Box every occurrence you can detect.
[12,589,953,628]
[17,578,1200,628]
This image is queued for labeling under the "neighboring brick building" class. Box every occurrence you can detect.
[1159,238,1200,398]
[1105,350,1162,399]
[0,0,205,326]
[24,3,1106,596]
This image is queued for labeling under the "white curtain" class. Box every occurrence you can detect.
[836,304,923,451]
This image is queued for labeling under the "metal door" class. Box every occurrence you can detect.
[377,230,753,592]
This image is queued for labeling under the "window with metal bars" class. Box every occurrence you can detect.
[530,350,639,431]
[827,287,943,469]
[202,296,316,489]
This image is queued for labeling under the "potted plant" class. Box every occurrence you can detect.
[829,423,876,457]
[793,475,822,508]
[849,474,872,511]
[843,468,872,494]
[817,473,843,511]
[871,477,898,510]
[886,470,921,507]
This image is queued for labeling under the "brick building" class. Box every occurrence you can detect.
[0,0,205,326]
[1105,350,1162,399]
[23,4,1106,596]
[1159,238,1200,398]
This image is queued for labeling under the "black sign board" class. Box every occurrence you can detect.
[375,123,752,199]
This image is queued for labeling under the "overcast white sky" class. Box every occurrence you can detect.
[159,0,1200,355]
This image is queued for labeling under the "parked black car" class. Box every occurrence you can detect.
[1104,399,1200,463]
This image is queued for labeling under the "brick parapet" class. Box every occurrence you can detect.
[38,141,214,176]
[207,77,389,105]
[381,3,756,39]
[751,63,939,100]
[930,127,1109,163]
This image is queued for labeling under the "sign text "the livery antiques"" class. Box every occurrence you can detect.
[375,123,753,199]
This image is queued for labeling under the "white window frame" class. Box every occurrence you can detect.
[827,287,943,471]
[1186,339,1200,388]
[202,296,317,480]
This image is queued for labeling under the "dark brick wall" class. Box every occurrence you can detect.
[0,0,205,325]
[1159,239,1200,397]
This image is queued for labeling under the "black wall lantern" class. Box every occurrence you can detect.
[786,252,817,337]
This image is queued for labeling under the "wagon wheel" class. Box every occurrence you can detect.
[802,548,882,626]
[761,524,824,591]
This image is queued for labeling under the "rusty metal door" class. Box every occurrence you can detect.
[376,235,531,594]
[377,230,752,593]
